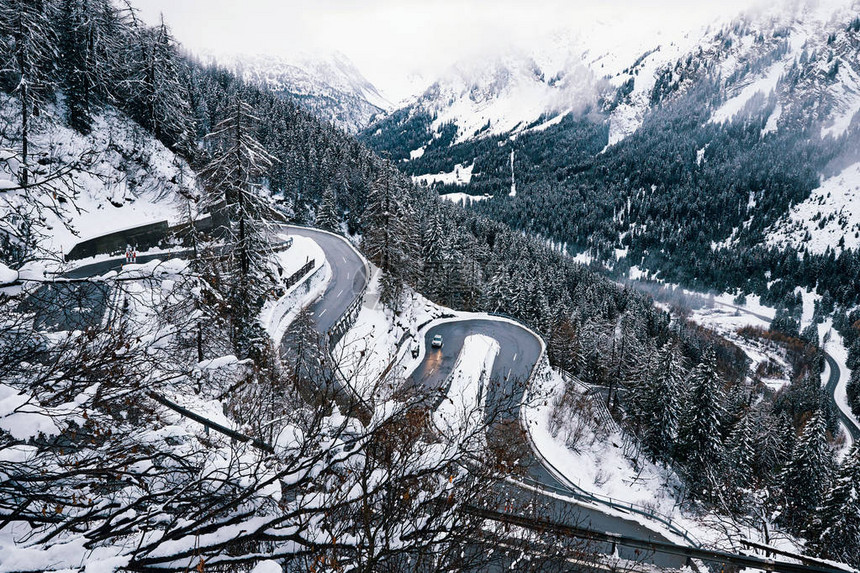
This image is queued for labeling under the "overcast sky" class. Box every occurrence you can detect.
[133,0,782,102]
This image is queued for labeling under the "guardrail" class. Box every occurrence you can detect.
[272,236,293,253]
[283,258,314,291]
[327,280,367,350]
[461,504,847,573]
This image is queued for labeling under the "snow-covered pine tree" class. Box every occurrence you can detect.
[778,410,834,533]
[0,0,58,187]
[363,162,418,309]
[806,441,860,567]
[58,0,92,132]
[315,184,339,232]
[125,16,191,150]
[639,342,683,462]
[724,407,758,511]
[675,348,727,501]
[421,205,446,301]
[200,96,277,359]
[55,0,122,133]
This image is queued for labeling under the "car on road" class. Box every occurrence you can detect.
[411,342,420,358]
[431,334,443,348]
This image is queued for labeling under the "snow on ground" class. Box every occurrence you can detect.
[762,103,782,136]
[439,192,491,205]
[0,262,17,285]
[334,269,446,403]
[0,96,196,258]
[633,279,796,391]
[766,160,860,255]
[0,383,62,441]
[260,236,330,345]
[274,234,321,279]
[433,335,499,437]
[412,162,475,186]
[523,112,568,134]
[250,561,282,573]
[409,146,425,160]
[821,58,860,139]
[525,368,749,550]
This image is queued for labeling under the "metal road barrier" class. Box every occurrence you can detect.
[327,281,367,350]
[283,258,314,290]
[460,504,849,573]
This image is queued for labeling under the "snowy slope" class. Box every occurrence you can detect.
[371,0,859,153]
[0,94,195,259]
[220,52,391,133]
[766,160,860,254]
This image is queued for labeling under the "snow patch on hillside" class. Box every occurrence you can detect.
[440,192,490,205]
[412,162,474,186]
[821,53,860,139]
[710,61,785,125]
[765,161,860,254]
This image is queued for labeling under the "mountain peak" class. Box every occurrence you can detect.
[209,51,391,133]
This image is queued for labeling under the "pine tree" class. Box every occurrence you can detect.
[0,0,58,187]
[806,442,860,567]
[675,349,727,500]
[315,185,339,233]
[363,163,418,310]
[200,96,277,358]
[421,206,446,301]
[778,411,834,533]
[724,408,758,511]
[640,343,683,462]
[125,16,191,150]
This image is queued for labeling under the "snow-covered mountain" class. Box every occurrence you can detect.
[363,0,860,254]
[367,0,858,150]
[220,52,391,134]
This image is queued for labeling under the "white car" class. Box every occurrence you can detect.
[431,334,443,348]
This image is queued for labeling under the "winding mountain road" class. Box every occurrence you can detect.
[37,224,849,571]
[280,226,367,339]
[713,300,860,442]
[824,353,860,441]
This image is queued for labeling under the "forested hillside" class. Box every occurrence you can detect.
[362,9,860,313]
[2,0,860,569]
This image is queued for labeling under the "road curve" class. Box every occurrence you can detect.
[407,317,686,568]
[715,300,860,442]
[279,226,367,338]
[824,353,860,441]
